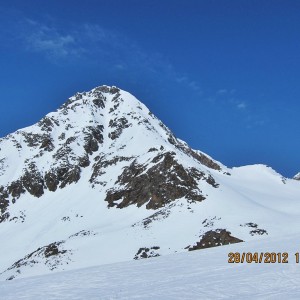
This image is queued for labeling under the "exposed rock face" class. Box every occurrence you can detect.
[0,186,9,222]
[83,125,104,154]
[57,166,81,189]
[188,229,243,251]
[44,172,59,192]
[105,151,211,209]
[44,242,67,258]
[108,117,130,140]
[134,246,160,260]
[22,132,50,148]
[7,180,25,198]
[21,164,44,198]
[177,143,221,171]
[90,155,134,185]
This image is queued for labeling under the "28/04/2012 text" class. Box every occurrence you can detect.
[228,252,300,263]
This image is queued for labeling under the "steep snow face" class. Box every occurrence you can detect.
[0,85,299,281]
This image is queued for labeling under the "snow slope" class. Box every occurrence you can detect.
[0,85,299,281]
[294,172,300,180]
[1,233,300,299]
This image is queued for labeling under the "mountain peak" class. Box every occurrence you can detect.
[294,172,300,180]
[0,84,223,221]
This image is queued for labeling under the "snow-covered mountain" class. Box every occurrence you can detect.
[294,172,300,180]
[0,85,299,281]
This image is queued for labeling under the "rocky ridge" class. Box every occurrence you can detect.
[0,85,223,224]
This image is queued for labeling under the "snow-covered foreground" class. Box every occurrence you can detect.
[1,234,300,299]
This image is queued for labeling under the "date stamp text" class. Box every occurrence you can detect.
[228,252,300,264]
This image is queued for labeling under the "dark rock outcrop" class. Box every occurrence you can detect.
[188,229,243,251]
[83,126,104,155]
[57,166,81,189]
[134,246,160,260]
[78,155,90,168]
[249,229,268,236]
[7,180,25,199]
[240,223,268,236]
[38,116,59,132]
[44,242,67,258]
[21,164,44,198]
[0,186,10,223]
[105,152,208,209]
[45,165,81,191]
[90,155,134,184]
[44,172,59,192]
[178,144,221,171]
[108,117,130,140]
[2,241,71,280]
[39,137,55,152]
[84,136,99,154]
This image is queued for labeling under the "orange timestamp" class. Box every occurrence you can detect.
[228,252,300,264]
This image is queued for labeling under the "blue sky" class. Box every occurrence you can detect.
[0,0,299,177]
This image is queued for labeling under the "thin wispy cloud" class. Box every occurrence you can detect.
[188,81,201,92]
[215,89,245,108]
[215,88,248,111]
[229,98,247,111]
[236,101,246,109]
[19,20,100,61]
[210,89,265,128]
[2,8,253,113]
[245,116,268,129]
[175,76,202,94]
[216,89,236,96]
[113,64,126,70]
[24,20,78,59]
[10,16,203,96]
[217,89,227,95]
